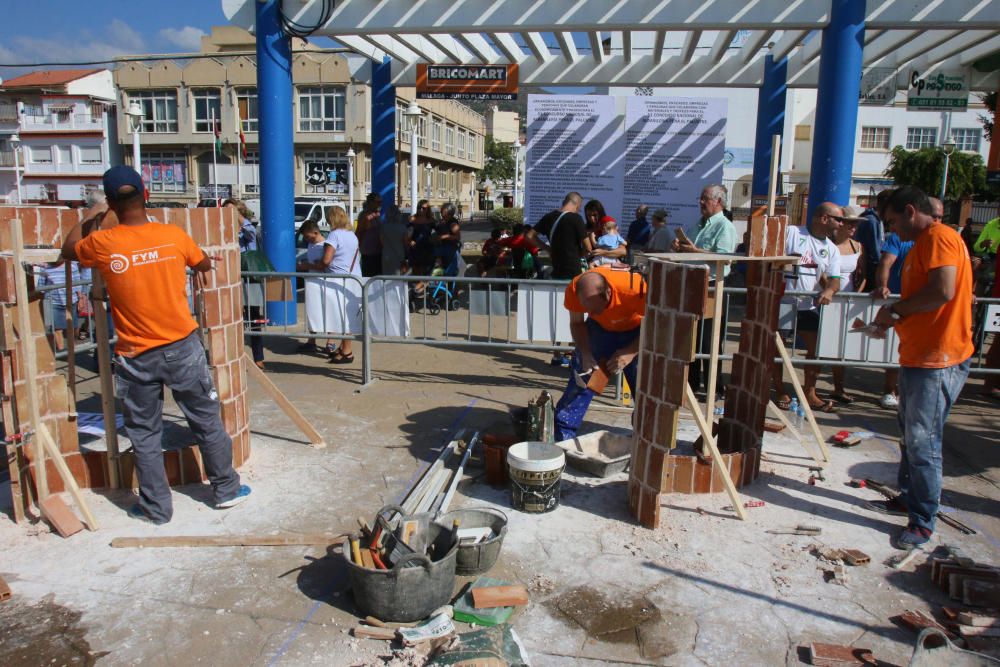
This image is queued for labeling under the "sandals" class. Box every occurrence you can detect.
[830,393,854,405]
[328,349,354,364]
[807,399,837,414]
[775,395,792,410]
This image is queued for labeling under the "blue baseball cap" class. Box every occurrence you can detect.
[103,166,145,201]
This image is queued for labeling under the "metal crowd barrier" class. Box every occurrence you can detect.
[242,270,1000,387]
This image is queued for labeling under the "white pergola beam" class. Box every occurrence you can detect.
[456,33,500,63]
[708,30,736,64]
[961,35,1000,65]
[394,35,448,63]
[333,34,387,62]
[739,30,773,64]
[622,31,632,64]
[227,0,1000,34]
[555,32,579,63]
[361,35,416,64]
[522,32,552,61]
[653,30,667,64]
[589,31,605,64]
[862,29,920,64]
[425,34,472,63]
[770,29,810,62]
[488,32,525,63]
[681,30,701,64]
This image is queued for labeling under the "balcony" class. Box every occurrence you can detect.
[0,103,18,123]
[21,113,104,133]
[0,150,15,167]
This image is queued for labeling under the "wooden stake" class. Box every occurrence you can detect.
[766,400,824,466]
[244,353,327,448]
[37,423,98,530]
[10,218,47,501]
[91,273,121,489]
[767,134,782,217]
[110,533,348,548]
[683,382,748,520]
[63,262,76,406]
[703,260,726,435]
[773,333,831,463]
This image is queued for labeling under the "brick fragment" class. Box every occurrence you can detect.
[806,642,875,667]
[40,495,84,538]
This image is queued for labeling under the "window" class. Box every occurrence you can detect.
[243,150,260,165]
[298,86,346,132]
[794,124,811,141]
[468,134,477,162]
[129,90,178,133]
[417,117,427,149]
[396,102,410,142]
[952,128,981,152]
[141,152,187,193]
[860,126,891,150]
[906,127,937,149]
[457,130,466,159]
[431,117,442,152]
[302,150,348,195]
[29,146,52,164]
[55,145,71,164]
[438,170,447,197]
[192,89,222,133]
[236,88,258,133]
[445,124,455,155]
[79,145,103,164]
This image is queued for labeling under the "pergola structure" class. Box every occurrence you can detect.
[222,0,1000,325]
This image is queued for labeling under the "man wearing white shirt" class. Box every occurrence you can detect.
[772,202,844,413]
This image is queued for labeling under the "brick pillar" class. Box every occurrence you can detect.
[628,260,708,528]
[0,205,249,514]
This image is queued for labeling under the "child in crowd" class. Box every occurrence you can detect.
[477,228,510,276]
[499,224,541,277]
[590,220,628,266]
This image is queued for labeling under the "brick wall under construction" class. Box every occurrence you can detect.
[628,215,788,529]
[0,205,249,518]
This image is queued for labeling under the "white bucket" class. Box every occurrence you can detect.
[507,441,566,513]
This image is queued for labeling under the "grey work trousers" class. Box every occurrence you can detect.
[115,331,240,523]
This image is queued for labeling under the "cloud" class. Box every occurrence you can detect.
[0,18,147,78]
[159,26,207,52]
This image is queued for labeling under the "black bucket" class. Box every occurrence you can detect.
[436,508,508,576]
[344,522,458,623]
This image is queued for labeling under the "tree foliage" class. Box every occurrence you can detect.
[481,135,516,182]
[884,146,999,200]
[978,91,996,142]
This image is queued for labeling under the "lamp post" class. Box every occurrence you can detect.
[402,101,424,212]
[346,146,356,223]
[511,143,522,209]
[425,163,432,198]
[9,133,22,205]
[939,136,957,200]
[125,101,144,176]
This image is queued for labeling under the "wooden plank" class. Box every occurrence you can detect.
[10,219,47,501]
[91,272,121,489]
[965,579,1000,607]
[359,548,375,569]
[767,135,781,217]
[471,585,529,609]
[703,261,726,437]
[1,351,26,523]
[38,424,98,530]
[683,382,748,520]
[767,400,823,466]
[351,625,397,640]
[110,533,348,548]
[63,261,76,407]
[39,494,84,537]
[244,354,327,448]
[774,333,831,462]
[957,611,1000,628]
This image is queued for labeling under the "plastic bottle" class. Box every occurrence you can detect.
[789,398,802,428]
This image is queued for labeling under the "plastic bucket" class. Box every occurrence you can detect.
[437,507,508,575]
[507,441,566,513]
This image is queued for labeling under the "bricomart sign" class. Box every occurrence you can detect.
[416,64,519,100]
[907,69,970,111]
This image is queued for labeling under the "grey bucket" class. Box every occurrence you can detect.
[436,507,508,576]
[344,522,458,623]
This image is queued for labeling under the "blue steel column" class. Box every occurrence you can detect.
[806,0,866,222]
[371,57,396,211]
[255,0,296,325]
[751,55,788,197]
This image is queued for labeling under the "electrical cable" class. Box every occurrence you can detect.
[278,0,334,39]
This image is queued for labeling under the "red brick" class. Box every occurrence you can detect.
[206,327,227,366]
[639,395,657,442]
[692,457,712,493]
[657,262,684,311]
[638,486,660,528]
[81,451,107,488]
[680,266,708,315]
[163,207,190,234]
[224,322,241,363]
[627,478,641,514]
[206,209,223,247]
[647,445,669,491]
[163,450,182,485]
[201,288,222,328]
[672,455,694,494]
[633,437,650,481]
[662,359,687,407]
[671,314,697,361]
[221,399,237,434]
[37,208,61,247]
[807,642,874,667]
[650,309,673,357]
[182,446,205,482]
[218,284,233,327]
[653,403,678,449]
[213,364,231,402]
[40,494,84,537]
[188,210,209,246]
[221,208,237,245]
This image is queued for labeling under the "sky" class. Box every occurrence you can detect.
[0,0,241,79]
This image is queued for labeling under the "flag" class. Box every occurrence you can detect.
[214,113,223,154]
[236,105,247,160]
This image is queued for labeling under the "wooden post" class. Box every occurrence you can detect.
[703,260,727,428]
[244,353,327,448]
[766,400,823,466]
[773,333,831,463]
[38,423,98,530]
[767,134,782,217]
[91,273,121,488]
[10,219,47,502]
[63,262,76,404]
[683,382,747,520]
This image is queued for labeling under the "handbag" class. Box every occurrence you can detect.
[240,249,275,282]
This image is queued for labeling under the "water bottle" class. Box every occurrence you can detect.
[796,404,806,429]
[789,398,802,428]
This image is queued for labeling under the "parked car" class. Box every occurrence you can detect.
[294,198,347,229]
[197,198,226,208]
[146,201,187,208]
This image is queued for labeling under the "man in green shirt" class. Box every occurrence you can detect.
[973,214,1000,257]
[673,184,738,394]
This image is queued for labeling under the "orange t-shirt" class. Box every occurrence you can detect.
[896,223,973,368]
[76,222,205,357]
[564,265,646,332]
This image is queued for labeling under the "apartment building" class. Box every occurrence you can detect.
[0,69,117,205]
[112,26,485,209]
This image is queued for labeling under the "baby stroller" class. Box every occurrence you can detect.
[408,279,441,315]
[426,254,462,312]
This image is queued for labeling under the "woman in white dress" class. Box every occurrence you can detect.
[830,208,867,404]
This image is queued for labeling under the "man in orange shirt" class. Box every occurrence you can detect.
[871,186,973,550]
[62,166,250,524]
[555,264,646,440]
